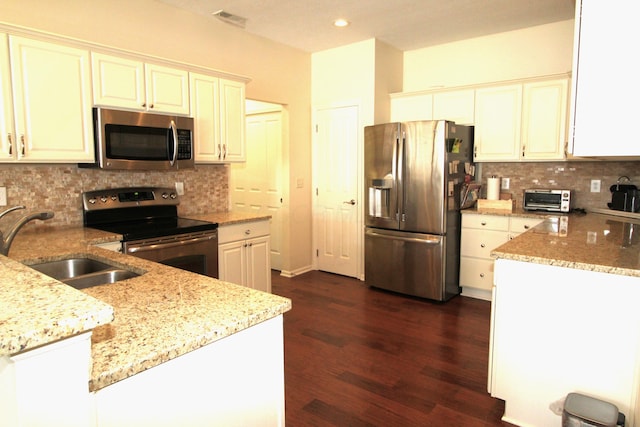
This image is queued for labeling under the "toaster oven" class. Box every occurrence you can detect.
[523,189,572,212]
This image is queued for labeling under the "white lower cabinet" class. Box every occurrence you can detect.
[218,219,271,293]
[460,213,543,300]
[92,315,285,427]
[0,333,93,427]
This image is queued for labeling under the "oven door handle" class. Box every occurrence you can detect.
[127,234,216,254]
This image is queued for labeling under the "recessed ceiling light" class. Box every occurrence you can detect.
[333,19,350,28]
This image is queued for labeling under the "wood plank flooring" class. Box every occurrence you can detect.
[271,270,515,426]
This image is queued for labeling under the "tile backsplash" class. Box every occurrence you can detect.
[0,164,229,229]
[480,160,640,210]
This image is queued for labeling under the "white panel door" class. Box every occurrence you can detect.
[231,110,283,270]
[314,105,359,278]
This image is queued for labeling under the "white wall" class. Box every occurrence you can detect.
[403,20,575,91]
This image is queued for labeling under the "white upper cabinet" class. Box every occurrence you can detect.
[3,35,94,162]
[569,0,640,157]
[474,84,522,162]
[190,72,221,162]
[389,93,433,122]
[521,79,568,160]
[432,89,475,125]
[219,78,246,162]
[92,52,189,115]
[190,73,246,163]
[0,34,14,161]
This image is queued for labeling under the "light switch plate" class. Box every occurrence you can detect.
[590,179,601,193]
[0,187,6,206]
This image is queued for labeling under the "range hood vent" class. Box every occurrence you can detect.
[212,10,247,28]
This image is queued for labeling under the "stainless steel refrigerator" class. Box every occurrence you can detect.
[364,120,473,301]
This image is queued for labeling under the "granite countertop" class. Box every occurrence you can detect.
[491,212,640,277]
[460,206,563,219]
[1,212,291,391]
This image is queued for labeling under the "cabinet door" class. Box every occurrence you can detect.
[389,93,433,122]
[190,72,222,162]
[246,235,271,293]
[521,79,568,160]
[218,240,247,286]
[145,64,190,115]
[0,33,15,160]
[9,36,94,162]
[92,52,145,110]
[433,89,475,125]
[219,79,246,162]
[460,257,495,291]
[570,0,640,157]
[474,85,522,162]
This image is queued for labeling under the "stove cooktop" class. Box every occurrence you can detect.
[82,187,218,241]
[92,217,218,241]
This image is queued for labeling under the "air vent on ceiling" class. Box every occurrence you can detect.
[212,10,247,28]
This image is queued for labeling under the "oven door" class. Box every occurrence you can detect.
[124,230,218,278]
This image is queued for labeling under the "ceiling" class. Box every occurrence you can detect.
[157,0,575,53]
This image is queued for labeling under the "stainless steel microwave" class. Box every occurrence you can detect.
[80,108,194,170]
[523,189,572,212]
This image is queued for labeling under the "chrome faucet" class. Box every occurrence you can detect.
[0,206,55,256]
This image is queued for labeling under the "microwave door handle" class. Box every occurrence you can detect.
[169,120,178,166]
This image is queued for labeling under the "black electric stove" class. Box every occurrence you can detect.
[83,187,217,241]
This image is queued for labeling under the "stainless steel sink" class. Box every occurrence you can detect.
[63,269,140,289]
[29,258,115,281]
[28,257,141,289]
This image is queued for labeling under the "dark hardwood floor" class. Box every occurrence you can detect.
[271,270,515,427]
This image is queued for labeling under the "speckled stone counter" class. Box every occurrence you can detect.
[491,212,640,277]
[1,212,291,391]
[461,206,563,219]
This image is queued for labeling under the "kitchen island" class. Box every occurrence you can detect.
[489,212,640,426]
[0,213,291,427]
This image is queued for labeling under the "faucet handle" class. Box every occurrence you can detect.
[0,205,25,220]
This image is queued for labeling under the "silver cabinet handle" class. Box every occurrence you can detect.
[20,135,25,157]
[7,133,12,156]
[480,243,486,248]
[343,199,356,205]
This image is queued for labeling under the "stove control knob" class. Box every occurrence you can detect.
[161,192,169,199]
[111,195,117,201]
[88,198,97,204]
[100,196,108,203]
[170,192,177,199]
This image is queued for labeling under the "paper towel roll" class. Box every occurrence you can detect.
[487,176,501,200]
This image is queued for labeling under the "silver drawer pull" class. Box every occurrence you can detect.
[480,243,486,248]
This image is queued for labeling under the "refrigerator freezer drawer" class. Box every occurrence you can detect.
[365,228,458,301]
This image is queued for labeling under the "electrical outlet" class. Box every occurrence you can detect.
[590,179,601,193]
[501,178,510,190]
[175,182,185,196]
[0,187,6,206]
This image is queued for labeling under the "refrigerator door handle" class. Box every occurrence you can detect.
[366,229,441,245]
[398,131,406,222]
[392,131,400,221]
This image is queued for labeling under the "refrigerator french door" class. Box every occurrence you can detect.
[364,120,473,301]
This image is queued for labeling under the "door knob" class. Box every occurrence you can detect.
[343,199,356,205]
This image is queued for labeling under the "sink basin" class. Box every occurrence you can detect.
[29,258,115,281]
[63,269,140,290]
[28,257,141,289]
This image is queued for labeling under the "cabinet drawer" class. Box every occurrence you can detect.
[461,229,509,258]
[460,257,494,290]
[218,219,270,244]
[509,216,544,235]
[462,214,509,231]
